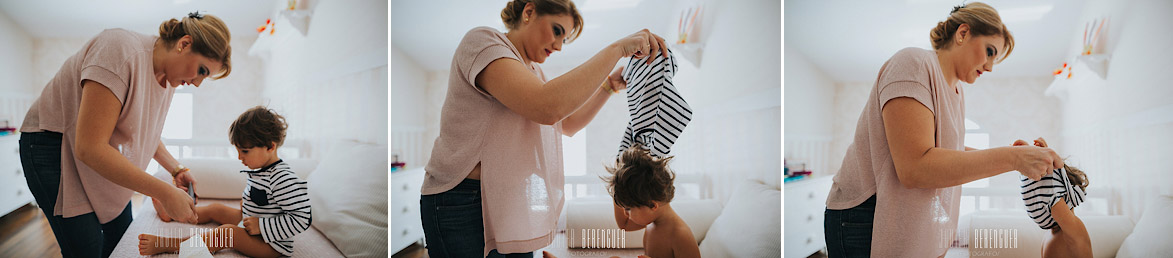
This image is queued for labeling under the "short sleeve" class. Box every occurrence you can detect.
[79,29,136,104]
[876,48,936,114]
[457,27,521,97]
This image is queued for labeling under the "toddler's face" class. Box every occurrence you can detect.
[236,146,273,169]
[622,204,657,226]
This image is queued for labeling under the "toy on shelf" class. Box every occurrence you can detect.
[391,154,406,172]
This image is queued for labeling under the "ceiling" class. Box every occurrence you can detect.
[392,0,679,72]
[785,0,1087,82]
[0,0,275,39]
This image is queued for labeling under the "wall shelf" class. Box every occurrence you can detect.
[247,10,314,57]
[1044,54,1111,98]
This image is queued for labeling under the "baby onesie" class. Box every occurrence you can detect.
[1020,167,1086,229]
[617,47,692,158]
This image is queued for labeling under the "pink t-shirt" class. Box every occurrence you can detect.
[421,26,564,255]
[21,29,174,223]
[825,47,966,257]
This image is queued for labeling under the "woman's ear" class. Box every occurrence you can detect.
[177,35,193,51]
[955,24,971,43]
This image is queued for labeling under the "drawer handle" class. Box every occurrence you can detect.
[402,206,409,214]
[403,184,409,191]
[806,215,813,222]
[808,192,815,199]
[402,229,409,237]
[806,237,812,244]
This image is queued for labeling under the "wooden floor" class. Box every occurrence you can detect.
[0,204,62,258]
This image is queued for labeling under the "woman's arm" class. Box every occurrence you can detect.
[560,85,610,136]
[478,44,623,125]
[882,97,1062,188]
[75,80,197,222]
[562,67,627,136]
[153,141,197,193]
[153,141,180,175]
[478,30,665,125]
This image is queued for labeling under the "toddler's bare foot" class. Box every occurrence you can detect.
[138,233,185,255]
[152,198,172,222]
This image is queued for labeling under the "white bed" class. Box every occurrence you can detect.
[111,139,389,258]
[109,198,345,257]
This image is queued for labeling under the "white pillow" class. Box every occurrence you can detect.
[699,179,781,257]
[1116,195,1173,258]
[308,140,388,258]
[170,158,318,199]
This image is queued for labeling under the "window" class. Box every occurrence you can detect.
[960,118,991,217]
[161,91,193,140]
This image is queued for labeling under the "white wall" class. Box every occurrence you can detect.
[1053,0,1173,220]
[0,10,34,127]
[783,44,836,176]
[390,45,431,167]
[261,0,389,156]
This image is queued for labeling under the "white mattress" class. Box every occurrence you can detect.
[109,198,344,258]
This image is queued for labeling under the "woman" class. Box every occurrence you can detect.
[18,12,231,257]
[419,0,668,257]
[823,3,1064,257]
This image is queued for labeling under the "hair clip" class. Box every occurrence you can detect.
[188,11,204,19]
[950,5,966,14]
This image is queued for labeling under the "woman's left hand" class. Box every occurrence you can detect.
[608,66,628,92]
[173,170,197,199]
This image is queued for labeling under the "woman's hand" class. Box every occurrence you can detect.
[172,169,198,199]
[1009,138,1063,180]
[159,187,198,223]
[242,216,261,235]
[613,29,668,63]
[608,66,628,92]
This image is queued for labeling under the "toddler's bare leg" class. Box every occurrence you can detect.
[137,233,188,255]
[200,224,282,258]
[195,202,244,225]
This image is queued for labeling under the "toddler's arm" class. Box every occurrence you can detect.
[1043,197,1092,258]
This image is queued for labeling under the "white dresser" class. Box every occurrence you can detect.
[390,167,426,254]
[783,175,834,258]
[0,135,34,217]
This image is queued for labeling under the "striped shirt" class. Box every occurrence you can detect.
[1020,167,1086,229]
[241,159,312,256]
[618,47,693,158]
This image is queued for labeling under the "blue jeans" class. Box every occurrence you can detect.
[824,195,876,258]
[420,179,533,258]
[20,131,134,258]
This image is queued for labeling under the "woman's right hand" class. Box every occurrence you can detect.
[159,187,198,223]
[1009,138,1063,180]
[613,29,668,62]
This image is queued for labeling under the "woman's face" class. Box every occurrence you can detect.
[520,13,573,64]
[952,32,1005,84]
[161,36,223,88]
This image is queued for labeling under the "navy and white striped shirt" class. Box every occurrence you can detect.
[617,47,693,158]
[241,159,312,256]
[1020,167,1085,229]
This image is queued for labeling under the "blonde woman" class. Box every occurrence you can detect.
[18,12,231,257]
[823,3,1064,257]
[420,0,668,257]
